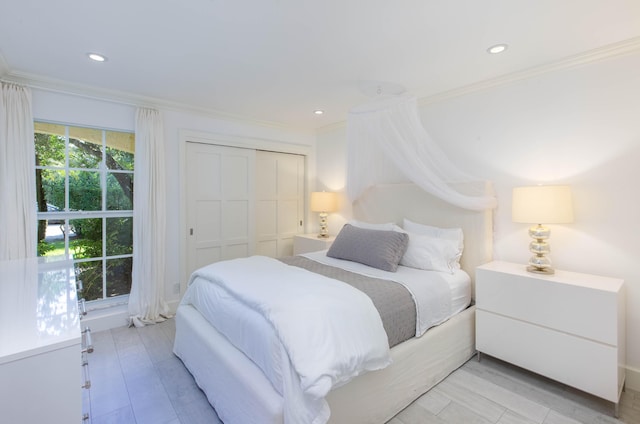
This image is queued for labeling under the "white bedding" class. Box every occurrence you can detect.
[184,255,391,424]
[302,250,471,336]
[182,253,471,424]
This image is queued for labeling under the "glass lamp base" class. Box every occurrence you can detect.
[526,265,555,275]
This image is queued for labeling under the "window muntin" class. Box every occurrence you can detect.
[35,122,134,305]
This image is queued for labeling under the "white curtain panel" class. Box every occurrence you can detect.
[347,95,497,211]
[0,82,36,260]
[128,107,169,327]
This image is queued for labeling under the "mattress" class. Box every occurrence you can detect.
[174,302,476,424]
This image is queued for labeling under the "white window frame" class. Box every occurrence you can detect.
[35,121,134,309]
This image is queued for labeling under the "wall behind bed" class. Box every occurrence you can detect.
[316,49,640,390]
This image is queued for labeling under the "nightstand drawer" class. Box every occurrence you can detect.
[476,262,623,346]
[476,310,620,402]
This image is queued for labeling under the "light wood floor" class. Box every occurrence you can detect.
[88,318,639,424]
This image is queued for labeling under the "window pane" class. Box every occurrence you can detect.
[37,219,63,257]
[106,257,132,298]
[39,169,66,210]
[106,217,133,256]
[70,218,102,260]
[35,131,66,167]
[69,139,102,168]
[69,170,101,211]
[68,126,102,168]
[75,260,103,302]
[106,130,135,171]
[107,173,133,211]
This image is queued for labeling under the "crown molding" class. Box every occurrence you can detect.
[317,37,640,135]
[418,36,640,107]
[316,120,347,134]
[1,69,310,134]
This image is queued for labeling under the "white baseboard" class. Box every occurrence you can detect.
[81,299,181,333]
[627,365,640,392]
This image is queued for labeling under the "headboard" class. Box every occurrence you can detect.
[352,183,493,297]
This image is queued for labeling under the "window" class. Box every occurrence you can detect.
[35,122,135,305]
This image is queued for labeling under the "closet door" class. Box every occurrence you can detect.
[185,142,255,277]
[255,151,304,258]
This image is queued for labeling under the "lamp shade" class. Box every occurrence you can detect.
[310,191,337,212]
[512,185,573,224]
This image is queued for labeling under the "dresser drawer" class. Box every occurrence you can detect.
[476,262,623,346]
[476,310,620,402]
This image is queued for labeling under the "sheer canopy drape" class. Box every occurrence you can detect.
[128,107,169,327]
[347,95,496,211]
[0,82,36,260]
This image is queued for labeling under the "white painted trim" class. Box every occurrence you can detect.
[179,129,312,156]
[81,305,129,332]
[178,130,313,288]
[1,70,305,132]
[315,36,640,134]
[316,120,346,134]
[418,36,640,108]
[626,365,640,392]
[81,300,181,332]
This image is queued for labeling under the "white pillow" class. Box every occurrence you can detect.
[349,219,401,232]
[402,218,464,251]
[400,232,461,273]
[400,218,464,273]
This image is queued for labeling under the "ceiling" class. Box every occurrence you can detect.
[2,0,640,131]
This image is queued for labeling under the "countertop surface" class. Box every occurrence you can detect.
[0,257,80,364]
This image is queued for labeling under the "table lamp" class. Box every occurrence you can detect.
[310,191,337,238]
[512,185,573,275]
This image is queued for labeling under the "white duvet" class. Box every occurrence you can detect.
[183,255,391,424]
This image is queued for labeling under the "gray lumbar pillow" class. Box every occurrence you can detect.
[327,224,409,272]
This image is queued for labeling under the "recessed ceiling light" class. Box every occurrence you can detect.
[314,110,324,115]
[487,44,508,54]
[88,53,107,62]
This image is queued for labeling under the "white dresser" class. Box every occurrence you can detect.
[0,258,84,423]
[475,261,625,412]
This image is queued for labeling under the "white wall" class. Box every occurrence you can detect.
[316,51,640,386]
[31,89,315,310]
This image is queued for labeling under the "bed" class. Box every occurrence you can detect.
[174,183,493,424]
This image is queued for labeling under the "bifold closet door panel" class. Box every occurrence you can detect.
[255,151,304,258]
[186,143,256,277]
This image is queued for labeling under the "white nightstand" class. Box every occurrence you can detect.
[293,234,336,255]
[475,260,626,415]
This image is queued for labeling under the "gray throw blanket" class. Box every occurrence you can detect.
[279,256,417,348]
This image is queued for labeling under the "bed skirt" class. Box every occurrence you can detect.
[174,303,476,424]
